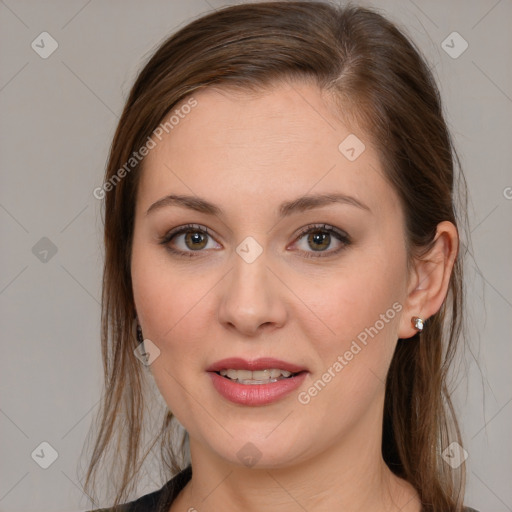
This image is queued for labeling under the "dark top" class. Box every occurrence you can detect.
[87,464,480,512]
[88,465,192,512]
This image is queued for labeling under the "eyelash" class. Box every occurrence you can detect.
[158,223,351,259]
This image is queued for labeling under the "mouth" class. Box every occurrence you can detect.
[206,357,308,405]
[214,368,306,385]
[206,357,307,376]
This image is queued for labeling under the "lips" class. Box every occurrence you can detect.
[206,357,307,373]
[208,368,308,406]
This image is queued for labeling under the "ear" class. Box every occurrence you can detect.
[398,221,459,339]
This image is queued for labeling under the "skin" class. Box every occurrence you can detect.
[130,80,458,512]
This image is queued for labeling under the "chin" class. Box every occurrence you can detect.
[212,433,309,470]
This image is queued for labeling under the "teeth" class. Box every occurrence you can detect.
[219,368,296,383]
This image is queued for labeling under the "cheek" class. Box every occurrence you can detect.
[307,245,407,378]
[131,241,217,369]
[294,272,404,437]
[131,245,212,423]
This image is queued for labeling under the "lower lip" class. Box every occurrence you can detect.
[208,371,308,406]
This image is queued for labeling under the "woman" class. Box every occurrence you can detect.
[83,2,478,511]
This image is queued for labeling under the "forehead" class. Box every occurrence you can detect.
[138,81,399,221]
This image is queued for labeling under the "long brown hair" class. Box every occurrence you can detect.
[81,2,468,510]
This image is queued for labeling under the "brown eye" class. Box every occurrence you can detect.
[293,224,351,258]
[183,230,208,250]
[306,231,331,251]
[159,224,220,257]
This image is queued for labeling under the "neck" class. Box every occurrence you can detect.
[171,412,421,512]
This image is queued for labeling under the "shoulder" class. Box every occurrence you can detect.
[85,465,192,512]
[84,485,163,512]
[85,499,484,512]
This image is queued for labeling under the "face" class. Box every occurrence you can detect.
[131,81,412,469]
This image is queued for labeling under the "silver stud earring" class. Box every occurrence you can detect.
[411,316,424,332]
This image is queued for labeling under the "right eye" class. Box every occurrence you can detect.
[159,223,221,257]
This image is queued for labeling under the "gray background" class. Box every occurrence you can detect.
[0,0,511,511]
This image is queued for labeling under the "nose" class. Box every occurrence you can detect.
[217,249,288,337]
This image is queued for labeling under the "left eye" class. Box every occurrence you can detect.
[292,224,350,258]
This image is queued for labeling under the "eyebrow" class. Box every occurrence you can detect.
[146,192,371,217]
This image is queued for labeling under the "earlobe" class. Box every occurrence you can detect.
[398,221,459,339]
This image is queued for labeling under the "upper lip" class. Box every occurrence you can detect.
[206,357,307,373]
